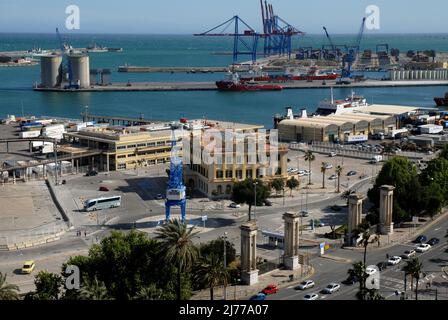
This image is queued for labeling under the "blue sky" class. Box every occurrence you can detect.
[1,0,447,34]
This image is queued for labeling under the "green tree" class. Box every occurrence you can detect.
[304,150,315,185]
[194,254,229,300]
[286,177,299,197]
[368,157,421,222]
[341,189,355,206]
[335,165,343,193]
[0,272,20,300]
[320,162,327,189]
[155,219,199,300]
[79,277,110,300]
[200,238,236,266]
[271,178,285,196]
[403,257,423,300]
[348,261,368,300]
[133,284,164,300]
[26,271,63,300]
[231,179,270,221]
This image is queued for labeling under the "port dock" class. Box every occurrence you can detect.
[33,79,448,92]
[117,65,284,73]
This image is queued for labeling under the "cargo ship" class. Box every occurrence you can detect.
[286,66,339,81]
[216,73,283,91]
[434,92,448,107]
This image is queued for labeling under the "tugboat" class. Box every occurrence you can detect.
[434,92,448,107]
[216,73,283,91]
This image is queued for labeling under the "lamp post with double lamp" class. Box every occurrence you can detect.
[222,232,228,300]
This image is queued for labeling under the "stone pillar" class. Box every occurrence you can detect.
[283,212,300,270]
[379,185,395,235]
[348,194,364,236]
[240,222,259,285]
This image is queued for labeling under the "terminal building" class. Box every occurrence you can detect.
[277,103,423,143]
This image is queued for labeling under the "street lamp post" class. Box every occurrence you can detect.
[222,232,228,300]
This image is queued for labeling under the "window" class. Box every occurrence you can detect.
[236,170,243,179]
[117,164,126,170]
[148,142,156,147]
[137,143,146,148]
[225,170,233,178]
[127,144,136,149]
[117,146,126,150]
[217,185,223,194]
[216,170,223,179]
[117,155,126,159]
[246,170,253,178]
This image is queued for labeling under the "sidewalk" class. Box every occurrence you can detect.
[190,264,314,300]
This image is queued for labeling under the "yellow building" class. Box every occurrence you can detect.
[63,125,174,171]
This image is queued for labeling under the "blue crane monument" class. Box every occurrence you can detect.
[165,126,187,223]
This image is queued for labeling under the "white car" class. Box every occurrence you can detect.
[415,243,431,253]
[366,267,378,276]
[296,280,315,290]
[323,283,340,294]
[401,250,416,259]
[228,203,241,209]
[328,175,337,180]
[388,256,402,265]
[303,293,319,300]
[324,163,333,169]
[329,152,337,157]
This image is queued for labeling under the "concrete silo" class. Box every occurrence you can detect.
[69,54,91,88]
[40,55,62,88]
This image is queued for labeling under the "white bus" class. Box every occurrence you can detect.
[84,196,121,212]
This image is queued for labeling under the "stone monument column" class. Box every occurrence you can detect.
[379,185,395,235]
[346,194,364,245]
[240,222,259,285]
[283,212,300,270]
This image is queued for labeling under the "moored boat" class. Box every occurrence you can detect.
[216,73,283,91]
[434,92,448,107]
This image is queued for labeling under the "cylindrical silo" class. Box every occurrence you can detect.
[69,54,90,88]
[40,55,62,88]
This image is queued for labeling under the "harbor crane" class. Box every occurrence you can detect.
[337,18,366,85]
[165,125,187,223]
[194,15,259,65]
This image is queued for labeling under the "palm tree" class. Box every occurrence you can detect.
[341,189,356,206]
[155,219,199,300]
[403,257,423,300]
[357,221,378,266]
[320,162,327,189]
[304,150,315,185]
[133,284,164,300]
[348,261,368,300]
[0,272,20,300]
[79,277,110,300]
[335,165,343,193]
[194,254,229,300]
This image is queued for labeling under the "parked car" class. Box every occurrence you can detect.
[328,174,337,180]
[324,163,333,169]
[296,280,315,290]
[413,235,427,243]
[401,250,416,259]
[85,170,98,177]
[300,210,310,217]
[415,243,431,253]
[263,199,273,207]
[249,293,266,301]
[347,171,357,176]
[99,186,109,192]
[261,284,279,295]
[329,152,337,157]
[323,283,341,294]
[22,260,36,274]
[303,293,319,300]
[388,256,402,265]
[228,203,241,209]
[427,238,440,246]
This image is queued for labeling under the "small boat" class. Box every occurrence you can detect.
[434,92,448,107]
[216,73,283,92]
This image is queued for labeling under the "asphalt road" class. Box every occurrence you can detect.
[267,215,448,300]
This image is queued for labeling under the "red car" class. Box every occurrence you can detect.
[99,186,109,192]
[261,284,279,295]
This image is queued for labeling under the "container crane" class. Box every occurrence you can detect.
[194,15,259,65]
